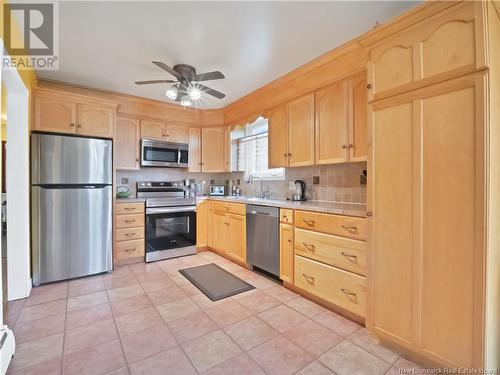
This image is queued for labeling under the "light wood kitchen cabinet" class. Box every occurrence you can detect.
[279,209,293,225]
[196,199,208,248]
[288,93,315,167]
[268,104,289,168]
[165,124,188,143]
[211,208,228,253]
[227,214,246,263]
[279,223,294,284]
[368,73,487,368]
[315,80,349,164]
[207,201,246,263]
[141,120,165,140]
[141,120,188,143]
[188,127,202,172]
[114,202,145,263]
[34,96,77,133]
[295,210,367,241]
[76,104,114,138]
[349,73,368,161]
[368,1,486,101]
[115,118,140,170]
[33,89,117,138]
[201,127,226,172]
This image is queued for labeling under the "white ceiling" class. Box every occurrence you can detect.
[37,1,419,109]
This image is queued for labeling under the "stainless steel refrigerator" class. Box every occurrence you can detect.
[31,133,113,285]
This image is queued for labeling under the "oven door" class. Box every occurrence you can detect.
[145,206,197,262]
[141,139,181,167]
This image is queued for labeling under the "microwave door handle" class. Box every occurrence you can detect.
[177,147,181,164]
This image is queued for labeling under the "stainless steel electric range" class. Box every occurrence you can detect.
[137,181,197,262]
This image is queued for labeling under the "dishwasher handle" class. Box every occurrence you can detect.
[246,205,279,218]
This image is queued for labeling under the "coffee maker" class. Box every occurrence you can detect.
[292,180,307,201]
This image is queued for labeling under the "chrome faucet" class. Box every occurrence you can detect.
[247,175,268,198]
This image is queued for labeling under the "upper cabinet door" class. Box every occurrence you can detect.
[268,104,289,168]
[188,127,201,172]
[201,127,225,172]
[141,120,165,140]
[34,96,77,134]
[115,118,140,170]
[76,104,114,138]
[288,93,315,167]
[349,74,368,161]
[165,124,188,143]
[315,80,349,164]
[368,2,485,100]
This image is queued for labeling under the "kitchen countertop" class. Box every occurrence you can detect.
[199,196,367,218]
[115,197,146,204]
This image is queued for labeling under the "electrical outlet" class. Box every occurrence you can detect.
[313,176,320,185]
[120,178,128,184]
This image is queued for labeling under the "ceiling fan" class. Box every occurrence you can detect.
[135,61,226,106]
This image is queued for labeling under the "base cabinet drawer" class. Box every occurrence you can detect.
[210,201,246,216]
[116,203,144,215]
[116,239,145,260]
[294,255,366,317]
[295,210,367,241]
[295,228,366,276]
[280,209,294,224]
[116,227,144,242]
[116,214,145,229]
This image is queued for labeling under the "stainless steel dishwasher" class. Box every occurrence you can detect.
[246,205,279,277]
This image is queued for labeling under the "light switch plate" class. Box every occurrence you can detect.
[289,181,295,190]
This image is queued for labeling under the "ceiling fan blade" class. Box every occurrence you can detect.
[199,84,226,99]
[135,79,176,85]
[194,71,225,82]
[152,61,182,79]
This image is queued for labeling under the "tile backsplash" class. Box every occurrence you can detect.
[231,162,367,204]
[116,161,367,204]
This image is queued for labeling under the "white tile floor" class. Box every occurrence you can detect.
[4,251,428,374]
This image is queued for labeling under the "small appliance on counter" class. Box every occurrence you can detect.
[209,184,227,196]
[292,180,307,201]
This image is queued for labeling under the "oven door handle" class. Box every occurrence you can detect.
[146,206,197,214]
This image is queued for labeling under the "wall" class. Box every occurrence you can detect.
[232,162,366,204]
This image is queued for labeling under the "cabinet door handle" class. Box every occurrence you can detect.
[302,242,315,251]
[340,288,357,297]
[225,222,229,226]
[342,144,347,149]
[367,83,372,89]
[302,273,315,282]
[77,124,82,129]
[288,153,292,156]
[124,220,136,224]
[348,144,353,149]
[287,239,292,243]
[283,153,288,157]
[341,224,358,233]
[124,207,135,211]
[366,211,373,217]
[124,248,136,253]
[70,123,75,127]
[341,252,358,262]
[302,219,315,226]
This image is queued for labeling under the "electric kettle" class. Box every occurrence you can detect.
[292,180,307,201]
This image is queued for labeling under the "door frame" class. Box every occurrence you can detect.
[1,42,32,315]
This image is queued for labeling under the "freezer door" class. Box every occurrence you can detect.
[32,185,113,285]
[31,133,112,185]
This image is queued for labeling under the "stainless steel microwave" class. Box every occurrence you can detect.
[141,139,189,168]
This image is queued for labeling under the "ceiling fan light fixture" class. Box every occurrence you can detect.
[165,86,178,100]
[180,96,192,107]
[189,87,201,101]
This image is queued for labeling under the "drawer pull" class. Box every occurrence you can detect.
[341,252,358,262]
[124,248,136,253]
[124,233,136,237]
[124,220,136,224]
[225,222,229,226]
[340,288,357,297]
[225,206,230,211]
[282,215,288,221]
[302,242,316,251]
[341,224,358,233]
[123,207,136,211]
[287,239,292,243]
[302,273,315,283]
[302,219,315,226]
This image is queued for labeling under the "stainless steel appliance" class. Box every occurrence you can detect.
[31,133,113,285]
[292,180,307,201]
[246,205,279,277]
[138,181,197,262]
[141,139,189,168]
[209,185,227,196]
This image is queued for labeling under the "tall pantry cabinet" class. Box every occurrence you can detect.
[366,1,500,369]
